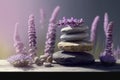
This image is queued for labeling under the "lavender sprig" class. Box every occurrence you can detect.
[49,6,60,23]
[57,17,84,27]
[44,6,60,56]
[100,21,116,65]
[28,14,37,58]
[41,6,60,66]
[7,23,33,67]
[90,16,100,43]
[104,13,109,36]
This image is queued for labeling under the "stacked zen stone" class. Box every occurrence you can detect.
[53,17,95,66]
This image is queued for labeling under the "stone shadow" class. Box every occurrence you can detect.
[58,61,120,72]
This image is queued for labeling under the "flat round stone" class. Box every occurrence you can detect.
[60,33,89,41]
[58,41,93,52]
[53,51,94,66]
[61,25,89,34]
[43,62,53,67]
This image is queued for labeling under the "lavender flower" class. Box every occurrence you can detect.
[8,53,33,67]
[8,23,33,67]
[104,13,109,36]
[57,17,84,27]
[13,23,24,53]
[100,21,116,65]
[28,14,37,58]
[49,6,60,23]
[90,16,100,43]
[42,6,60,65]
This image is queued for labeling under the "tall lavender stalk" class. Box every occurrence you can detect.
[39,6,60,66]
[28,14,37,58]
[100,21,116,65]
[90,16,100,43]
[13,23,24,53]
[8,23,33,67]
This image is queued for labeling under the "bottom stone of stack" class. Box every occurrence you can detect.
[53,51,95,66]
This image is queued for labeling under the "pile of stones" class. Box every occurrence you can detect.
[53,19,95,66]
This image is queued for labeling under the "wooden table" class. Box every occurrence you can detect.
[0,60,120,72]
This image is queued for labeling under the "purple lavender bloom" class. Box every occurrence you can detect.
[8,53,33,67]
[44,23,57,56]
[43,6,60,63]
[104,13,109,36]
[57,17,84,27]
[49,6,60,23]
[7,23,33,67]
[100,21,116,65]
[90,16,100,43]
[28,14,37,58]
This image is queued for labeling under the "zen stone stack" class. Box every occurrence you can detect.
[53,17,95,66]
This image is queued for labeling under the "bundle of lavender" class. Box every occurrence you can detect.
[7,23,33,67]
[8,14,38,67]
[100,13,116,65]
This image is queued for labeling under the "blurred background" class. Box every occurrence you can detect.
[0,0,120,59]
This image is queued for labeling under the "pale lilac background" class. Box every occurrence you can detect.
[0,0,120,59]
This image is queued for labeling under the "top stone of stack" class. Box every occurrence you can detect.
[61,25,89,34]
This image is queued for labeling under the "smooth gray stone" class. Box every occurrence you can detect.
[61,25,89,34]
[60,33,89,41]
[53,51,95,66]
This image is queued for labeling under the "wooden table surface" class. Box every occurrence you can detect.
[0,60,120,72]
